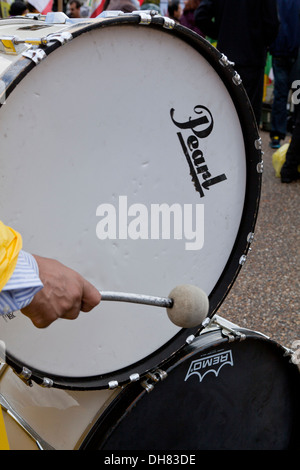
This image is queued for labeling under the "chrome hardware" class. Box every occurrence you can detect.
[108,380,119,389]
[219,54,235,67]
[257,161,264,173]
[135,11,152,24]
[46,32,73,45]
[141,380,154,392]
[247,232,255,244]
[17,367,33,387]
[22,48,46,64]
[186,334,195,344]
[41,377,53,388]
[129,373,140,382]
[146,369,167,383]
[239,254,247,265]
[232,72,242,85]
[0,392,55,450]
[163,17,175,29]
[211,316,246,342]
[0,36,29,55]
[141,368,167,392]
[255,137,262,150]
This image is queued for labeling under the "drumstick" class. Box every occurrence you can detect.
[99,284,209,328]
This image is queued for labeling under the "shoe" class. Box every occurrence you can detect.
[270,136,281,149]
[281,173,300,183]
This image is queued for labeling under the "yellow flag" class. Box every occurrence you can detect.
[0,408,9,450]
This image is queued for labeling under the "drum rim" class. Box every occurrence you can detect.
[79,327,300,450]
[1,14,262,390]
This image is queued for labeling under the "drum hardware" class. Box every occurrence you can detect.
[20,29,73,62]
[247,232,255,243]
[257,161,264,173]
[141,368,168,393]
[0,30,72,56]
[108,380,119,390]
[219,53,235,68]
[232,71,242,86]
[13,367,54,388]
[185,334,196,344]
[255,137,262,150]
[203,314,246,342]
[0,392,55,450]
[22,48,46,64]
[100,285,209,329]
[239,254,247,266]
[17,367,33,387]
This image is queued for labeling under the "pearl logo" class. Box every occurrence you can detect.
[171,105,227,198]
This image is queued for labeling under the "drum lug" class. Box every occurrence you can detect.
[232,71,242,86]
[219,54,235,68]
[257,161,264,173]
[210,316,246,342]
[221,328,246,342]
[46,32,73,45]
[141,368,168,393]
[134,11,153,24]
[108,380,119,389]
[14,367,33,387]
[162,17,175,29]
[255,137,262,150]
[41,377,54,388]
[22,48,47,65]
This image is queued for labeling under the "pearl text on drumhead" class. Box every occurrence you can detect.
[171,104,227,197]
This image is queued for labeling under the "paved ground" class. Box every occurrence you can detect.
[217,129,299,350]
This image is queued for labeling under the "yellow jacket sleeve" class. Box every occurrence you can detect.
[0,220,22,292]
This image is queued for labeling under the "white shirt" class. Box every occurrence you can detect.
[0,251,43,315]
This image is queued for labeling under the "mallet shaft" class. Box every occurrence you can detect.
[100,291,173,308]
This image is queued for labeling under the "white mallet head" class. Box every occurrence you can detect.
[167,284,209,328]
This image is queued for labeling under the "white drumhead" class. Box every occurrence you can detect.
[0,17,259,387]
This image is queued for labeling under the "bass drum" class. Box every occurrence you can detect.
[1,318,299,450]
[0,12,261,390]
[80,320,300,450]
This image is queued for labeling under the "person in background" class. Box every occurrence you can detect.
[269,0,300,149]
[194,0,280,126]
[168,0,182,23]
[180,0,204,36]
[280,109,300,183]
[68,0,82,17]
[9,0,28,15]
[105,0,138,12]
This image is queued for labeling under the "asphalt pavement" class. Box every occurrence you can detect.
[217,129,300,351]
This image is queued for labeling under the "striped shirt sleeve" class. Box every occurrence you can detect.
[0,251,43,315]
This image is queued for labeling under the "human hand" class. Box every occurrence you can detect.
[21,255,101,328]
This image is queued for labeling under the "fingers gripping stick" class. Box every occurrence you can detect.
[100,284,209,328]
